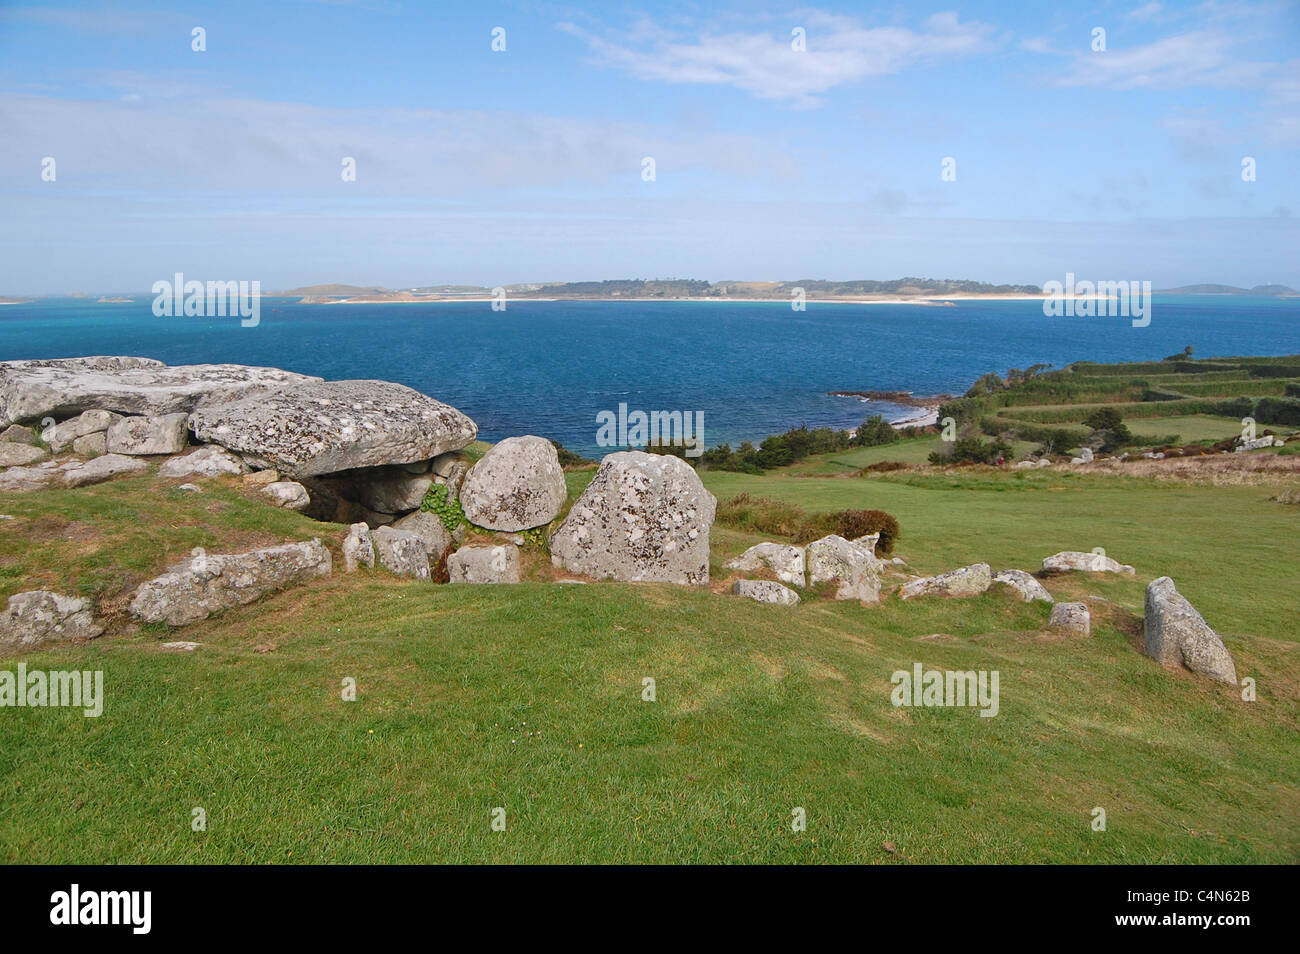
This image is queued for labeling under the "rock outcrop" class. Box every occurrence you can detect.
[549,451,715,584]
[725,542,806,587]
[806,534,882,602]
[459,436,566,531]
[189,379,477,477]
[448,545,521,584]
[1,590,104,647]
[992,569,1054,603]
[732,579,801,605]
[128,540,332,626]
[899,563,991,600]
[1143,577,1237,684]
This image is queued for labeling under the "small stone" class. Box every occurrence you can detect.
[1048,602,1091,636]
[731,579,801,605]
[341,523,375,572]
[106,412,190,456]
[725,543,806,587]
[0,442,49,467]
[447,545,521,584]
[261,480,311,511]
[0,590,104,647]
[992,569,1054,603]
[899,563,991,600]
[371,526,431,579]
[71,431,107,457]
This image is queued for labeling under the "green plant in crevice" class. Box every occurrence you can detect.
[420,483,465,532]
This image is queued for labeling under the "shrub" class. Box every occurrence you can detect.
[832,509,900,554]
[929,436,1011,465]
[860,460,906,473]
[1082,407,1133,451]
[1254,397,1300,427]
[854,414,898,447]
[552,441,596,468]
[715,493,809,538]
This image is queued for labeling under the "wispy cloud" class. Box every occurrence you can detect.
[558,10,996,107]
[0,92,801,194]
[1050,29,1274,89]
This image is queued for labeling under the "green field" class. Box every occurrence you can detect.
[3,453,1297,863]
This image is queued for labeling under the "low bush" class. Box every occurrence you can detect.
[715,493,810,538]
[832,509,900,555]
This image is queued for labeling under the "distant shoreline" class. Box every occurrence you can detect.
[298,293,1113,306]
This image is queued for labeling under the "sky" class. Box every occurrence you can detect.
[0,0,1297,294]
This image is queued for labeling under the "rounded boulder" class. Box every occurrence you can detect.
[459,436,566,532]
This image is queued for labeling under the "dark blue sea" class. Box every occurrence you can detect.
[2,296,1297,458]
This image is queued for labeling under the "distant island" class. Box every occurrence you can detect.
[273,277,1050,304]
[268,277,1300,305]
[4,279,1296,303]
[1157,283,1298,296]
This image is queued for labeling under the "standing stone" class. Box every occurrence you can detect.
[1048,601,1091,636]
[1143,577,1237,684]
[732,579,801,606]
[128,539,332,626]
[899,563,991,600]
[46,409,123,452]
[806,534,883,602]
[341,523,375,572]
[447,545,521,584]
[1,590,104,647]
[459,436,567,531]
[370,526,431,580]
[992,569,1054,603]
[549,451,715,584]
[106,412,189,455]
[725,542,806,587]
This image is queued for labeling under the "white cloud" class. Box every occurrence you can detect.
[557,10,995,107]
[1051,29,1274,89]
[0,92,800,194]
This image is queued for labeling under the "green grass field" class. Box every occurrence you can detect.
[3,452,1297,863]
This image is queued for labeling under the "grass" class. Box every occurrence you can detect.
[2,452,1298,863]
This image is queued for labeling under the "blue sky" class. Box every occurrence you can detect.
[0,0,1297,293]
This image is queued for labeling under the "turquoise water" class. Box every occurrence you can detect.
[2,296,1297,457]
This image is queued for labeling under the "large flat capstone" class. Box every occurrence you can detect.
[188,379,478,478]
[0,357,320,427]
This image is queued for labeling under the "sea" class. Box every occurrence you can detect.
[2,295,1297,458]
